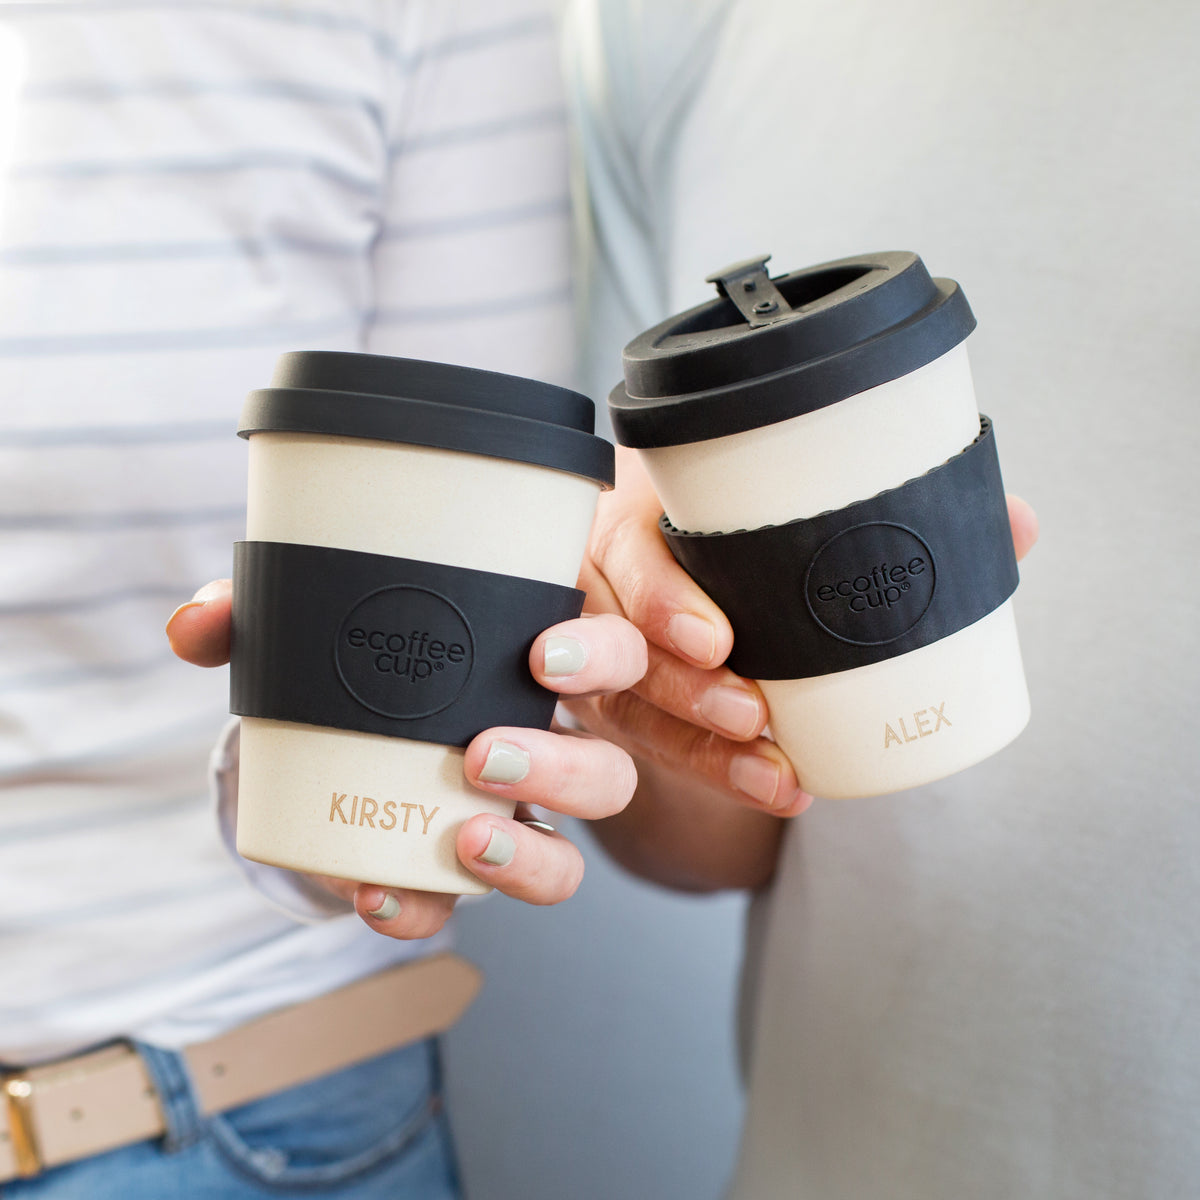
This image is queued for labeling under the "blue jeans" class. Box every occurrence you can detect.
[2,1039,462,1199]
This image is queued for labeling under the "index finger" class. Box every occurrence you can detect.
[587,446,733,669]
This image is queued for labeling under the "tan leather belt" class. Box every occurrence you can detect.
[0,952,481,1183]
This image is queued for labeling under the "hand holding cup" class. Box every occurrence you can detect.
[168,588,644,939]
[566,453,1038,815]
[168,352,645,939]
[600,252,1036,801]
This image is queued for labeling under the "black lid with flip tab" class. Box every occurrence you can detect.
[607,253,1017,680]
[609,251,976,448]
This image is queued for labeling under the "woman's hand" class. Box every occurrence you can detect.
[168,587,646,939]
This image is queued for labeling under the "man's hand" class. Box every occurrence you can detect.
[168,584,647,939]
[565,447,811,815]
[557,446,1039,893]
[566,446,1040,818]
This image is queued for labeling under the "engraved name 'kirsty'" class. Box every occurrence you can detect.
[884,701,951,749]
[328,792,439,833]
[815,557,927,614]
[345,626,467,684]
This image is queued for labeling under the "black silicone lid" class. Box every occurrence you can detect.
[609,251,976,448]
[240,351,614,488]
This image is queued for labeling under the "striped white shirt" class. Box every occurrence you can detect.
[0,0,572,1062]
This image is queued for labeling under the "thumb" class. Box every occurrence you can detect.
[166,579,232,667]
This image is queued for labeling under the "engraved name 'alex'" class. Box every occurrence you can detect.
[884,701,951,749]
[328,792,438,833]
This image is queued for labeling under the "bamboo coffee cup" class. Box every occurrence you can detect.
[610,253,1029,799]
[231,352,613,893]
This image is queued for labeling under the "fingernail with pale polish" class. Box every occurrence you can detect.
[698,685,762,739]
[367,894,401,921]
[730,755,783,807]
[478,741,530,785]
[666,613,717,665]
[543,636,588,677]
[477,828,516,867]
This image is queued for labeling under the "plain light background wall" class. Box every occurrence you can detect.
[445,825,750,1199]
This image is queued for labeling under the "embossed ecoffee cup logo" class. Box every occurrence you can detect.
[336,587,474,719]
[231,351,614,894]
[805,524,935,645]
[610,252,1030,799]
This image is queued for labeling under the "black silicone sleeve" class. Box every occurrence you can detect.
[231,542,584,745]
[661,418,1018,680]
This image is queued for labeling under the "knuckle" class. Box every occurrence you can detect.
[549,738,590,802]
[521,842,582,906]
[588,687,735,794]
[603,525,663,621]
[597,613,649,682]
[595,745,638,816]
[395,896,452,941]
[637,646,675,694]
[585,688,648,749]
[524,745,567,808]
[634,651,694,719]
[601,687,643,725]
[541,735,636,817]
[660,721,730,785]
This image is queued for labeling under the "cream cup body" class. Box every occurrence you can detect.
[758,603,1029,799]
[640,345,1030,798]
[237,433,600,893]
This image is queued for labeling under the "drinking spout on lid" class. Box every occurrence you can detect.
[704,254,794,328]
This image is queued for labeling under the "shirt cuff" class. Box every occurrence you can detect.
[209,718,355,923]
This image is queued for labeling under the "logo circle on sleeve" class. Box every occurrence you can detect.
[804,523,936,645]
[335,587,474,719]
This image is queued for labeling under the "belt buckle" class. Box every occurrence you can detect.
[3,1071,43,1179]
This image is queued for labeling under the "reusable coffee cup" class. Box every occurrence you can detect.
[610,252,1029,799]
[231,352,614,894]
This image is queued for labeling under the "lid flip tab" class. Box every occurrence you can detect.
[704,255,795,327]
[611,251,977,448]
